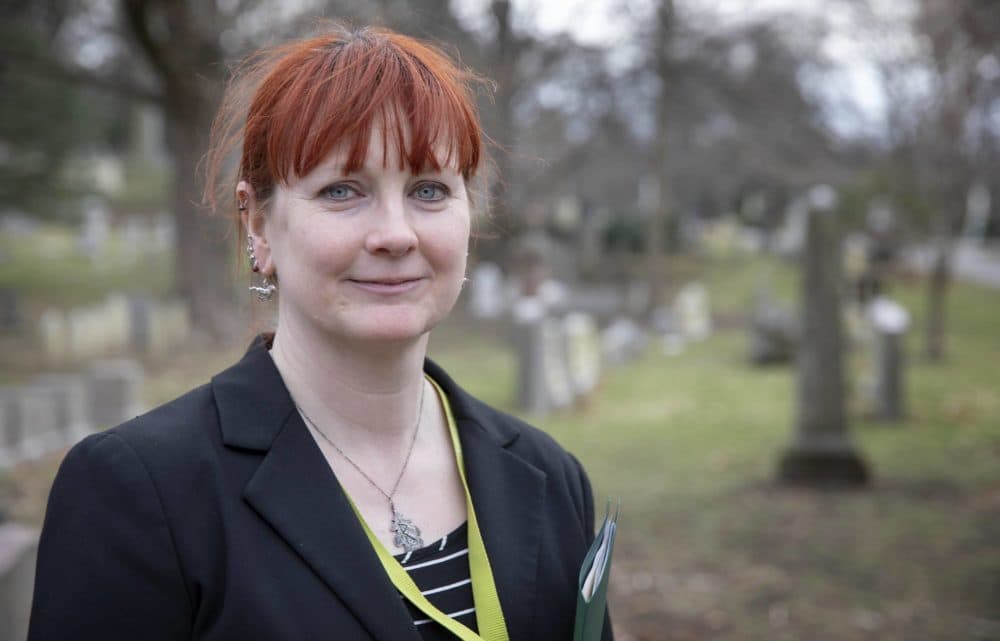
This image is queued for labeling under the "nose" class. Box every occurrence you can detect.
[364,195,418,257]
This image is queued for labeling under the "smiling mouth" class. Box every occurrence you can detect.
[348,278,424,293]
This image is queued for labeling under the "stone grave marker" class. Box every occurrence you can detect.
[0,386,58,466]
[34,374,91,441]
[511,298,573,414]
[38,309,68,366]
[748,281,797,365]
[601,317,647,366]
[0,523,38,641]
[869,297,910,421]
[0,288,21,332]
[88,360,144,430]
[104,293,132,353]
[674,282,712,341]
[77,197,110,258]
[468,262,506,319]
[563,313,601,398]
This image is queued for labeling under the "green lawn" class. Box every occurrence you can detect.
[428,256,1000,641]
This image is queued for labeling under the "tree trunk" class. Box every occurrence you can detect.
[923,240,950,362]
[164,103,237,338]
[646,0,675,314]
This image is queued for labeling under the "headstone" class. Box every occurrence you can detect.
[87,360,144,430]
[22,385,62,460]
[104,293,132,354]
[511,298,572,414]
[0,523,39,641]
[563,313,601,398]
[67,307,94,361]
[0,390,20,468]
[77,197,111,258]
[38,309,68,366]
[778,186,869,486]
[748,282,797,365]
[0,386,58,466]
[0,288,21,332]
[129,295,152,354]
[601,317,647,366]
[869,297,910,421]
[674,282,712,341]
[33,374,91,441]
[468,263,506,319]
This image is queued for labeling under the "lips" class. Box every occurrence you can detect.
[348,277,425,293]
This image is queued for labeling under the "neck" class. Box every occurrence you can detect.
[269,320,429,446]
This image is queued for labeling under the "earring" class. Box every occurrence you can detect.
[245,233,277,301]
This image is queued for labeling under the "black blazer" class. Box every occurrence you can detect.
[29,339,613,641]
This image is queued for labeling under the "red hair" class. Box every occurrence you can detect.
[203,22,487,213]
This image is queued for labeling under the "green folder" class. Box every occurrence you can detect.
[573,500,619,641]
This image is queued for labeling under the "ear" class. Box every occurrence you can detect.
[238,181,275,276]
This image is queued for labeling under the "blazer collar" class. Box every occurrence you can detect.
[212,337,545,641]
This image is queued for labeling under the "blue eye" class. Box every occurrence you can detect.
[323,183,360,200]
[412,182,448,202]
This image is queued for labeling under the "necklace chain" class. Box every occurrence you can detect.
[296,381,427,552]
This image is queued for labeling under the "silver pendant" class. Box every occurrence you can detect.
[390,502,424,552]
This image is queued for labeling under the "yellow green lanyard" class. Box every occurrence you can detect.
[347,377,510,641]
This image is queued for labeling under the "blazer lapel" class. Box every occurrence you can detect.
[213,341,420,641]
[427,360,548,641]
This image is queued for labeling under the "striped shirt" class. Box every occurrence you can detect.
[394,522,476,639]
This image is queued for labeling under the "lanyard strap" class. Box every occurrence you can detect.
[348,377,509,641]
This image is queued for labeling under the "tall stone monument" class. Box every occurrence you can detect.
[778,186,870,486]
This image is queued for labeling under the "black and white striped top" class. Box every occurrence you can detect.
[394,522,477,639]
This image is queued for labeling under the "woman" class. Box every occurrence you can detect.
[29,23,612,641]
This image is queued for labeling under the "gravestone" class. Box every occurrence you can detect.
[0,288,21,332]
[34,374,91,441]
[0,386,58,467]
[748,281,798,365]
[38,309,68,366]
[674,282,712,341]
[468,262,506,319]
[778,186,869,486]
[0,390,19,468]
[0,523,38,641]
[601,317,647,366]
[869,297,910,421]
[88,360,144,430]
[129,295,152,354]
[563,313,601,398]
[511,298,573,414]
[104,293,132,353]
[77,197,110,258]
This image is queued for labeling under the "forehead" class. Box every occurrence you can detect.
[293,116,463,182]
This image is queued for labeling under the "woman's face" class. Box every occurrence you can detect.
[243,128,471,347]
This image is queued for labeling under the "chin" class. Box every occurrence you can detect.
[339,312,442,345]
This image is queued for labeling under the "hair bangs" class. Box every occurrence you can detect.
[266,30,481,186]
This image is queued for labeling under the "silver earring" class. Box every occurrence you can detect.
[246,233,277,301]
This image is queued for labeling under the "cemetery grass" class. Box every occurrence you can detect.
[430,256,999,641]
[4,254,997,641]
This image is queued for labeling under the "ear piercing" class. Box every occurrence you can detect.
[245,233,276,301]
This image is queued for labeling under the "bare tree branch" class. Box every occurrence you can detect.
[0,46,163,103]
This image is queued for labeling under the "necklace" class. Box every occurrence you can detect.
[297,381,426,553]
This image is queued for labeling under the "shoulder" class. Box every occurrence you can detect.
[102,382,219,462]
[466,393,584,476]
[425,359,592,506]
